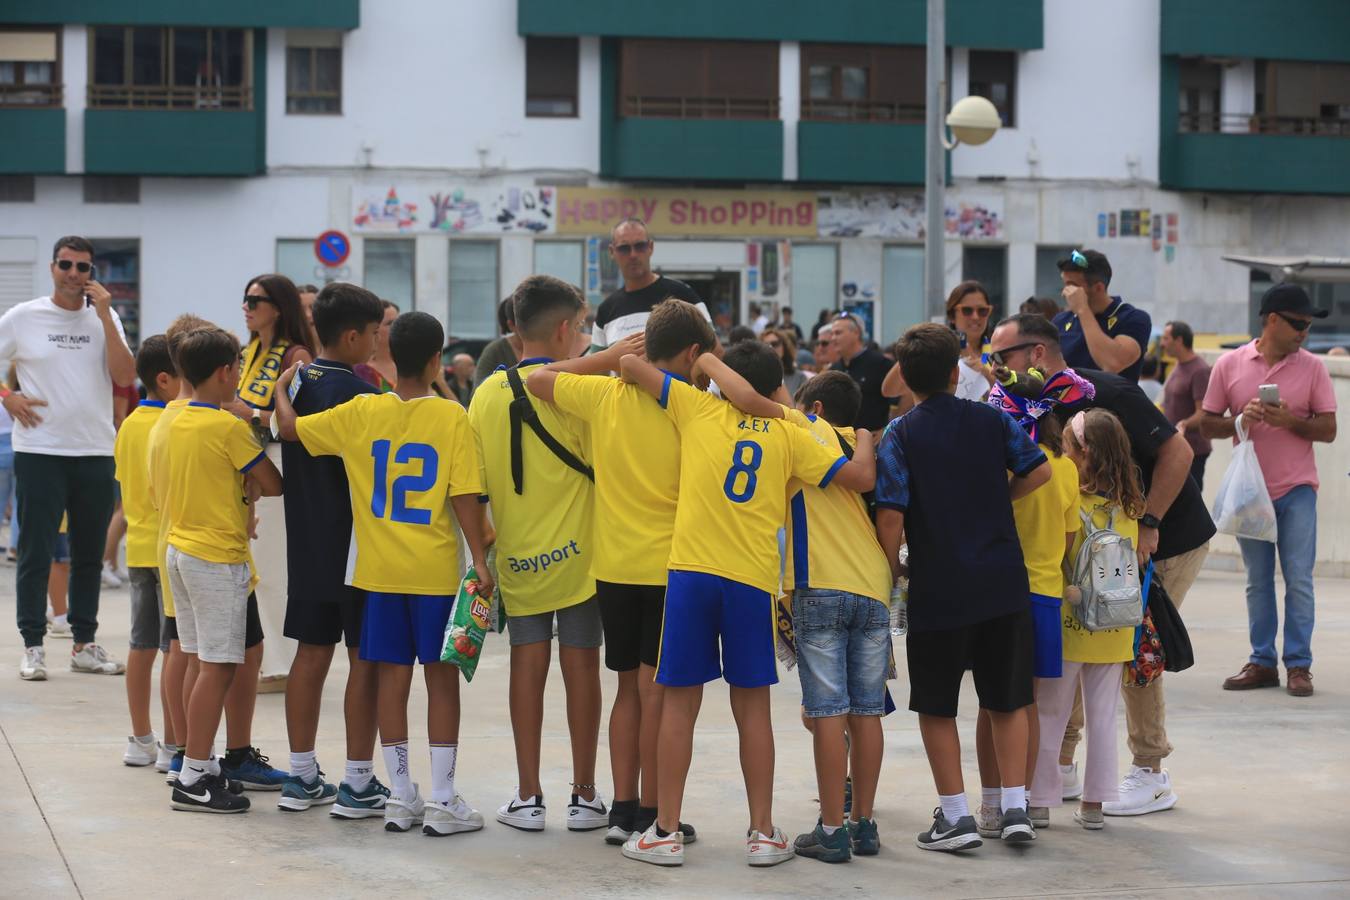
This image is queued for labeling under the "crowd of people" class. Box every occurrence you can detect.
[0,226,1336,868]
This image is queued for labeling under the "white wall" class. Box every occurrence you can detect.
[951,0,1161,183]
[266,2,600,173]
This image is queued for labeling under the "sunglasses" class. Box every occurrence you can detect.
[1068,249,1089,269]
[55,259,93,273]
[957,305,992,318]
[1274,312,1312,332]
[612,241,651,256]
[764,339,782,348]
[244,294,276,310]
[989,342,1040,367]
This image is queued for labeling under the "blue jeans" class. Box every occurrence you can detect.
[793,588,890,717]
[1237,484,1317,669]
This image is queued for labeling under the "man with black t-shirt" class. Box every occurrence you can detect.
[989,313,1214,821]
[830,313,897,433]
[592,218,715,353]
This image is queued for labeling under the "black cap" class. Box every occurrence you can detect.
[1057,249,1112,286]
[1259,283,1329,318]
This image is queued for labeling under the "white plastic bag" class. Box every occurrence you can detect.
[1211,415,1277,543]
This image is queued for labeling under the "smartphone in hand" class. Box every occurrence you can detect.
[1259,383,1281,406]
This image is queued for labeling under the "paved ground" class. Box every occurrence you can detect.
[2,567,1347,899]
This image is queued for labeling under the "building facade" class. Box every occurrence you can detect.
[1,0,1348,348]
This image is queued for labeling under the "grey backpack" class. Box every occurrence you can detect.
[1069,506,1143,632]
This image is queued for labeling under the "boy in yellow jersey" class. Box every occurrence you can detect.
[526,298,715,845]
[275,311,493,837]
[469,274,637,832]
[158,328,283,813]
[617,342,876,869]
[114,335,181,770]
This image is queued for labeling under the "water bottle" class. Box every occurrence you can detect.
[890,545,909,637]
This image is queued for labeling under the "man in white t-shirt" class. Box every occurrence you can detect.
[0,236,137,681]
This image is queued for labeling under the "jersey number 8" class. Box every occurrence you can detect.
[370,440,439,525]
[722,440,763,504]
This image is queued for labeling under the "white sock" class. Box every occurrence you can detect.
[133,733,155,745]
[180,756,211,787]
[53,614,67,627]
[344,759,374,792]
[289,750,318,783]
[208,755,221,776]
[1001,785,1027,814]
[939,792,969,824]
[820,823,840,836]
[382,741,412,795]
[430,744,458,804]
[1060,762,1076,774]
[980,787,1001,809]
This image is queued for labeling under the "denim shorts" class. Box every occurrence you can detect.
[793,588,891,717]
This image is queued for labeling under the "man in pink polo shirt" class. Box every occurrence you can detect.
[1201,284,1338,698]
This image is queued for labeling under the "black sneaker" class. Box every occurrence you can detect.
[605,800,638,845]
[794,819,851,863]
[634,806,698,845]
[849,816,880,856]
[171,773,251,813]
[999,805,1036,843]
[915,808,982,852]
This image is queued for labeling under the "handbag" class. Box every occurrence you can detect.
[1126,563,1166,687]
[1148,576,1195,674]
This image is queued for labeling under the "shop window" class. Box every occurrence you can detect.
[1035,245,1075,305]
[0,28,61,107]
[969,50,1016,127]
[94,238,141,347]
[89,26,251,109]
[801,43,924,122]
[533,241,583,286]
[525,37,578,117]
[962,245,1007,320]
[364,239,415,310]
[620,38,778,119]
[792,244,838,339]
[286,30,341,115]
[449,241,498,339]
[881,245,924,343]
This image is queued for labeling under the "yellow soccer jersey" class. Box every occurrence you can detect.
[162,403,265,565]
[1012,448,1080,598]
[663,376,846,595]
[469,362,595,616]
[148,399,188,615]
[782,409,892,604]
[113,401,165,568]
[550,371,680,586]
[296,392,481,596]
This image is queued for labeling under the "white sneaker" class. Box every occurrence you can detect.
[746,826,794,867]
[70,643,126,675]
[123,734,158,767]
[1061,762,1083,801]
[1103,766,1177,816]
[19,647,47,681]
[567,790,609,831]
[975,803,1003,839]
[496,791,546,831]
[47,619,72,639]
[622,824,684,867]
[101,562,123,588]
[423,794,485,836]
[384,783,425,832]
[155,743,176,773]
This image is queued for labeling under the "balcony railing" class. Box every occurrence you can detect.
[87,84,253,111]
[622,95,779,120]
[801,98,924,123]
[0,82,62,108]
[1179,111,1350,137]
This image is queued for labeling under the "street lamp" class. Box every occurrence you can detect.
[924,0,1002,320]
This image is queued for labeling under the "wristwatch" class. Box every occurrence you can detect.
[1139,513,1162,530]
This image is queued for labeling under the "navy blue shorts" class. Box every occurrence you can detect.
[1030,593,1064,678]
[656,570,777,689]
[360,592,454,666]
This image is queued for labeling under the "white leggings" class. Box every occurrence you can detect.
[1031,661,1122,806]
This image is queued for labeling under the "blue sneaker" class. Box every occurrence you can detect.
[278,771,338,811]
[220,747,288,791]
[165,750,184,785]
[849,816,880,856]
[332,777,392,819]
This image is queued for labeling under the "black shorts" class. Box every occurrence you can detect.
[161,615,178,652]
[283,587,366,648]
[244,591,264,649]
[906,607,1034,718]
[596,581,666,672]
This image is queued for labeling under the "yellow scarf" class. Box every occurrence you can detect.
[237,337,290,410]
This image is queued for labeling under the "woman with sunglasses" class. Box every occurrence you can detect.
[233,275,315,430]
[761,327,809,397]
[880,281,993,405]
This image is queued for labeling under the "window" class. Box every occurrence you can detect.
[525,37,578,117]
[0,29,61,107]
[286,30,341,115]
[969,50,1016,127]
[0,237,37,317]
[1035,245,1074,304]
[83,176,139,204]
[881,245,924,343]
[620,39,778,119]
[962,246,1007,320]
[94,239,141,347]
[791,244,838,338]
[449,242,498,339]
[0,176,35,203]
[533,241,583,286]
[801,44,924,121]
[1177,58,1222,132]
[89,26,251,109]
[364,239,415,310]
[276,238,327,287]
[1258,60,1350,136]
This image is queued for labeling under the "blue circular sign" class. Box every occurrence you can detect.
[314,230,350,267]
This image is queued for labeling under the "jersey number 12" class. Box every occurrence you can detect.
[370,440,439,525]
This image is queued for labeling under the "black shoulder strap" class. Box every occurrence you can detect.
[506,366,594,495]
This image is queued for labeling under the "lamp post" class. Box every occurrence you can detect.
[924,0,1002,320]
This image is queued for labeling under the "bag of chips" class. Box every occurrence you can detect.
[440,567,493,682]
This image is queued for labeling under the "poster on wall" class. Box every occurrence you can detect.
[816,192,1004,240]
[555,186,816,237]
[351,184,557,234]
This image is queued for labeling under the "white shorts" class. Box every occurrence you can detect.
[166,546,251,664]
